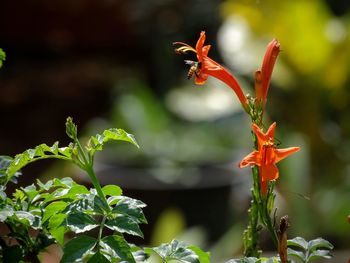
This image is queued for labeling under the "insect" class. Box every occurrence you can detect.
[184,60,201,79]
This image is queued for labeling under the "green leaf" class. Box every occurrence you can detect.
[287,248,305,262]
[60,235,96,263]
[13,211,35,225]
[147,239,200,263]
[105,215,144,238]
[188,245,210,263]
[65,213,98,233]
[226,257,261,263]
[6,143,74,180]
[0,48,5,68]
[93,195,110,215]
[102,185,122,197]
[87,128,139,157]
[307,237,334,251]
[42,201,68,223]
[87,251,110,263]
[48,214,67,245]
[112,196,147,224]
[287,236,308,250]
[0,208,14,221]
[306,250,332,262]
[101,235,136,263]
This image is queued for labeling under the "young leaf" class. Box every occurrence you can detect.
[105,215,144,238]
[65,213,99,233]
[307,237,334,252]
[60,235,96,263]
[287,247,305,262]
[87,128,139,157]
[306,250,332,262]
[101,235,136,263]
[287,237,308,250]
[6,142,73,179]
[102,185,123,197]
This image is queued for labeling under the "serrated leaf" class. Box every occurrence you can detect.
[105,215,144,238]
[65,213,98,233]
[287,237,308,250]
[287,247,305,262]
[87,128,139,157]
[306,249,332,262]
[101,235,136,263]
[307,237,334,251]
[60,235,96,263]
[102,185,122,197]
[112,197,147,224]
[6,143,74,180]
[87,251,110,263]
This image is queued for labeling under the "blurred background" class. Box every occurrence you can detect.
[0,0,349,261]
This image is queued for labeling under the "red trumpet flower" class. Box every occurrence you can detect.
[255,39,281,111]
[239,122,300,195]
[174,31,249,112]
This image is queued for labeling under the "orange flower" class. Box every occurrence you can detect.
[174,31,249,112]
[255,39,280,111]
[239,122,300,195]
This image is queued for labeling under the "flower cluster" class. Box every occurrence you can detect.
[174,31,299,195]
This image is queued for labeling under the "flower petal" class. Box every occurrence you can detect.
[274,147,300,163]
[239,151,261,168]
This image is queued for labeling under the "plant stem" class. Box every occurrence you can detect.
[85,164,109,208]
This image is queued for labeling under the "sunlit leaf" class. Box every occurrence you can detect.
[60,235,96,263]
[101,235,136,263]
[307,237,334,251]
[102,185,123,197]
[65,213,99,233]
[306,249,332,262]
[112,196,147,224]
[87,128,139,157]
[287,237,308,250]
[42,201,68,223]
[0,208,14,221]
[105,215,144,238]
[287,248,305,262]
[188,245,210,263]
[6,143,74,180]
[146,239,200,263]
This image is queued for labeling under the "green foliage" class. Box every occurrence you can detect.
[287,237,333,263]
[145,239,210,263]
[0,117,208,263]
[226,257,281,263]
[0,48,5,68]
